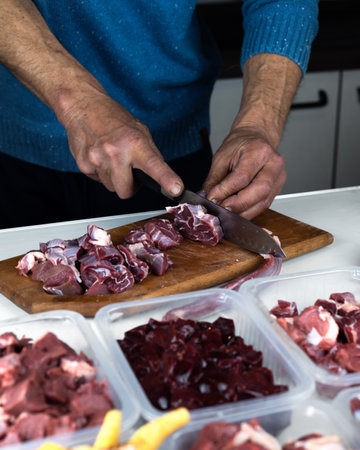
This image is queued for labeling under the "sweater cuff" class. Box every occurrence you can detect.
[240,7,318,76]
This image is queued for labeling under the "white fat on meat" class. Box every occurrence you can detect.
[295,306,339,350]
[87,225,112,246]
[15,251,46,276]
[60,357,96,380]
[227,421,280,450]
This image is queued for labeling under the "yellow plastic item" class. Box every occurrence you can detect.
[93,409,122,449]
[36,444,66,450]
[128,408,190,450]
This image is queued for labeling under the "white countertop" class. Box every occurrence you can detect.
[1,186,359,320]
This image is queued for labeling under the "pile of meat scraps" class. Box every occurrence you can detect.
[189,419,346,450]
[16,204,224,296]
[271,291,360,377]
[0,331,113,447]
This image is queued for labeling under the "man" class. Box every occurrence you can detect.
[0,0,319,228]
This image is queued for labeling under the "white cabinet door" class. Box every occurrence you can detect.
[335,69,360,188]
[277,71,339,194]
[209,72,339,195]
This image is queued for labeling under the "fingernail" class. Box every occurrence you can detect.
[224,206,233,212]
[170,183,182,197]
[209,198,218,204]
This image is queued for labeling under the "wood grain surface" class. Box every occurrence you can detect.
[0,209,333,317]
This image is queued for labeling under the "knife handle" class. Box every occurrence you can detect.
[133,169,174,200]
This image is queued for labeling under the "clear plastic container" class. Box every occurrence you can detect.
[240,266,360,398]
[94,288,314,423]
[0,310,140,449]
[160,398,360,449]
[333,386,360,428]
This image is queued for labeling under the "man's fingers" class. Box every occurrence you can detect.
[141,156,184,198]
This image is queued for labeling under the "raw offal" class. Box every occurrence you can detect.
[16,204,282,296]
[125,241,173,276]
[124,227,152,244]
[190,419,280,450]
[143,218,183,250]
[117,244,149,283]
[270,291,360,375]
[118,317,288,411]
[166,203,223,246]
[16,225,154,296]
[0,331,113,447]
[15,203,225,296]
[189,419,345,450]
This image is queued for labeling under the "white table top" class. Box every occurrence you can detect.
[1,186,359,320]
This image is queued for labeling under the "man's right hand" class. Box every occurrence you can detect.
[60,84,184,200]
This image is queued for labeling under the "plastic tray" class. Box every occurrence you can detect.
[240,266,360,398]
[94,288,314,423]
[333,386,360,428]
[160,398,360,449]
[0,310,140,449]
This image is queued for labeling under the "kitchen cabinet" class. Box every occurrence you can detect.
[334,69,360,188]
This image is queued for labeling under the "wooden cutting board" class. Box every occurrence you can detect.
[0,209,333,317]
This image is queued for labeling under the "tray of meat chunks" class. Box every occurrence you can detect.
[0,204,333,317]
[241,266,360,399]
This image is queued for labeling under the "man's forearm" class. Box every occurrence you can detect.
[233,53,302,149]
[0,0,104,124]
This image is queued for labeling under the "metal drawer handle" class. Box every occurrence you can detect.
[291,89,328,110]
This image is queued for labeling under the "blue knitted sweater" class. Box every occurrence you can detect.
[0,0,318,172]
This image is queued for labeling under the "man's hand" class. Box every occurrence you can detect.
[202,53,302,220]
[202,126,286,219]
[61,86,183,199]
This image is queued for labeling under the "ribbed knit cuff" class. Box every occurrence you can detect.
[240,1,319,76]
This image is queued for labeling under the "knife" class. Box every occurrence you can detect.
[133,169,286,258]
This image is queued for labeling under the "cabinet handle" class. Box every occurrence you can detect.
[291,89,328,110]
[357,87,360,103]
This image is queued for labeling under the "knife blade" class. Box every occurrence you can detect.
[133,169,286,257]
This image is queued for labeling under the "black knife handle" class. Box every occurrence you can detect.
[133,168,174,200]
[133,168,161,193]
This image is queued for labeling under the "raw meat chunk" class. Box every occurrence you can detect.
[15,251,46,276]
[190,419,281,450]
[42,264,83,295]
[144,218,183,250]
[124,226,152,244]
[166,203,223,246]
[117,244,149,283]
[80,260,134,294]
[190,421,345,450]
[294,306,339,351]
[126,241,173,276]
[270,300,298,318]
[78,225,112,250]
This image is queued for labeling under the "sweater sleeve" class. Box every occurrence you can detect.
[240,0,319,76]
